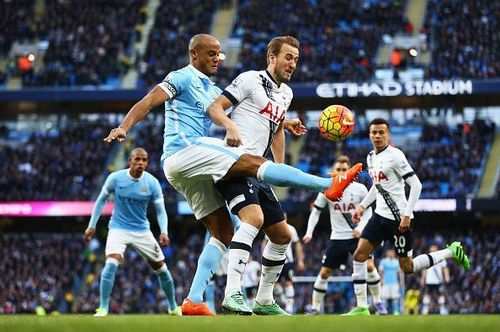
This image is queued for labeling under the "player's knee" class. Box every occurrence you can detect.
[149,260,165,271]
[402,263,413,274]
[319,269,331,279]
[353,250,369,262]
[233,154,266,177]
[271,230,291,245]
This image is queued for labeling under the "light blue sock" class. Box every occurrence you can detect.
[204,281,216,313]
[392,299,400,313]
[99,258,119,310]
[187,237,226,303]
[257,161,332,192]
[156,264,177,309]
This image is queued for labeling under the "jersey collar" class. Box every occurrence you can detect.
[265,70,280,87]
[127,168,145,181]
[375,145,389,155]
[188,64,215,85]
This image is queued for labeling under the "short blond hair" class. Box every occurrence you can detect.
[267,36,300,64]
[335,155,351,167]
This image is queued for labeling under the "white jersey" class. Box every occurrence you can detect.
[425,260,447,285]
[366,145,416,221]
[241,260,261,288]
[309,182,372,240]
[223,70,293,156]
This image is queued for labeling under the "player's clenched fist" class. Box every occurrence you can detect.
[104,127,127,143]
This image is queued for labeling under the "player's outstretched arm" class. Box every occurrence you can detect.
[206,95,242,147]
[271,120,286,163]
[104,86,169,143]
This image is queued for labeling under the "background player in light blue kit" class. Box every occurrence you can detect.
[379,249,403,315]
[84,148,180,317]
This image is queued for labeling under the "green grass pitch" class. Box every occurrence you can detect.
[1,314,498,332]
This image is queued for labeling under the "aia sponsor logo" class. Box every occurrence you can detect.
[369,170,388,182]
[333,202,356,212]
[259,101,285,123]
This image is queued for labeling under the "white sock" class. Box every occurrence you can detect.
[422,294,430,314]
[285,284,295,313]
[312,275,328,311]
[352,260,368,308]
[367,269,381,303]
[438,295,446,314]
[412,249,450,273]
[225,223,260,296]
[255,241,288,305]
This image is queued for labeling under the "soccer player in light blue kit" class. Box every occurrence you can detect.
[104,34,361,315]
[379,248,403,315]
[84,148,180,316]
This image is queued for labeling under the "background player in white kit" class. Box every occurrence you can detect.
[344,118,470,316]
[303,156,385,315]
[84,148,180,317]
[207,36,309,315]
[421,244,450,314]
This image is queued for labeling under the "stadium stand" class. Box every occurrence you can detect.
[231,0,408,82]
[0,0,36,56]
[23,0,146,87]
[289,118,496,204]
[0,118,114,201]
[423,0,499,79]
[137,0,221,88]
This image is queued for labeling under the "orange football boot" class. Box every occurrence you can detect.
[181,298,215,316]
[324,163,363,201]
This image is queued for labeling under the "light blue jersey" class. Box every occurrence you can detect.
[380,257,400,285]
[157,64,222,162]
[92,169,165,232]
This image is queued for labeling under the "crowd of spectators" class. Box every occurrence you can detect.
[1,226,497,314]
[423,0,499,79]
[0,0,36,56]
[22,0,146,87]
[137,0,221,88]
[289,119,495,203]
[0,233,86,314]
[0,120,112,201]
[231,0,408,83]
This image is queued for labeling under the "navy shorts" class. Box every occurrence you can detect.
[321,238,359,269]
[361,213,413,257]
[215,177,285,228]
[279,262,294,281]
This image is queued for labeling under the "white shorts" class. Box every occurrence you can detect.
[381,284,401,299]
[105,228,165,262]
[163,137,244,219]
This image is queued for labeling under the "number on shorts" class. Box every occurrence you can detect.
[393,235,406,248]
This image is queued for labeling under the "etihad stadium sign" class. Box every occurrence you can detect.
[316,80,473,98]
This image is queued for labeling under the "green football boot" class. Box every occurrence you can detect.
[341,307,370,316]
[252,300,290,316]
[221,290,253,315]
[447,241,470,271]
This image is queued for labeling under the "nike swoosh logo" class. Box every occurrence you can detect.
[342,119,354,126]
[338,174,347,182]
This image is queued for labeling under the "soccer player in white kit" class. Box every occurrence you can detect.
[206,36,311,315]
[84,148,180,316]
[303,156,385,314]
[421,244,450,314]
[104,34,361,315]
[343,117,470,316]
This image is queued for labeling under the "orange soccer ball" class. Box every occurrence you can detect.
[318,105,355,142]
